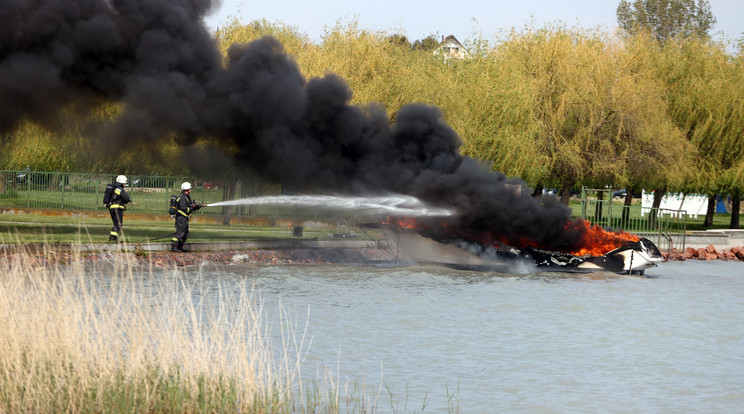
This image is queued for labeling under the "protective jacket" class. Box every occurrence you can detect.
[109,182,131,210]
[175,191,198,217]
[171,191,201,252]
[108,182,130,243]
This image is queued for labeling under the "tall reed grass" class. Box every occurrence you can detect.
[0,244,378,413]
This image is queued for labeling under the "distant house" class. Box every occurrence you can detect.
[434,35,470,60]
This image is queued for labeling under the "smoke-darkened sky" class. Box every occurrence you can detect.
[0,0,602,251]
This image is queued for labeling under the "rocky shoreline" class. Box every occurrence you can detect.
[1,248,395,268]
[3,244,744,269]
[664,245,744,262]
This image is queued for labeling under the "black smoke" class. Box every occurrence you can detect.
[0,0,584,251]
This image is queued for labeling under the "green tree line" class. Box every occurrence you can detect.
[1,17,742,227]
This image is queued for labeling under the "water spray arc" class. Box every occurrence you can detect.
[204,195,455,217]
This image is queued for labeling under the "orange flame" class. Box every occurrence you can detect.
[384,216,639,257]
[389,216,417,229]
[565,219,640,256]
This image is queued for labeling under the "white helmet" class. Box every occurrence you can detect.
[181,182,192,191]
[116,175,128,184]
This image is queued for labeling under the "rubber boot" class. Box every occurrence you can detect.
[109,235,117,243]
[171,242,181,252]
[177,241,189,253]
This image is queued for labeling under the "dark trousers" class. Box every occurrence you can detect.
[171,215,189,248]
[109,208,124,241]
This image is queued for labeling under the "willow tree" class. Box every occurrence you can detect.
[610,34,691,224]
[617,0,716,44]
[712,53,744,228]
[617,0,718,220]
[657,37,742,228]
[0,102,186,176]
[0,123,73,172]
[491,26,679,205]
[688,46,744,228]
[215,18,316,63]
[492,27,586,202]
[312,21,429,115]
[445,45,551,187]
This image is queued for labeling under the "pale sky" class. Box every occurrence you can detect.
[204,0,743,46]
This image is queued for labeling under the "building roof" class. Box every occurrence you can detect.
[435,34,470,60]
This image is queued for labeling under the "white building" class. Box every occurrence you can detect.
[641,190,708,218]
[434,35,470,60]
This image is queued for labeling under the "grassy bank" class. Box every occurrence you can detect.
[0,249,380,412]
[0,210,378,244]
[0,202,736,245]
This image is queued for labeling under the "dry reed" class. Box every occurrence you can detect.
[0,244,311,413]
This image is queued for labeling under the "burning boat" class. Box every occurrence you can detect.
[366,218,664,276]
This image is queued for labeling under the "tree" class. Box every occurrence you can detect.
[656,37,743,229]
[411,35,440,51]
[386,34,410,48]
[492,26,686,205]
[617,0,717,225]
[617,0,717,44]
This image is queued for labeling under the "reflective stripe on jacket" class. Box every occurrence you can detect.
[176,192,194,217]
[110,183,131,208]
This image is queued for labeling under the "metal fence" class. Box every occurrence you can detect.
[0,170,374,223]
[580,187,687,250]
[0,173,697,244]
[0,170,195,214]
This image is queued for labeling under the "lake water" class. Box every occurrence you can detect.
[124,260,744,412]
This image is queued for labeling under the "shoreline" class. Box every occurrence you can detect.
[2,243,743,268]
[663,244,744,262]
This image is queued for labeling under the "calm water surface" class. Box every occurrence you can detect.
[158,260,744,412]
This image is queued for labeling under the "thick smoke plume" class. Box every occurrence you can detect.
[1,0,589,251]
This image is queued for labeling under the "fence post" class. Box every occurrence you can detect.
[580,186,587,219]
[26,172,30,208]
[60,172,65,209]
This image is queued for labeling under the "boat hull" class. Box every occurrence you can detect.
[380,229,663,275]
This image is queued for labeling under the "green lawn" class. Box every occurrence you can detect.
[567,199,735,232]
[0,213,380,245]
[0,200,738,245]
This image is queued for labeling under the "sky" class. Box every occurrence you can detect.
[203,0,743,46]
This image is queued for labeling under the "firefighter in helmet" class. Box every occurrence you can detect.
[108,175,131,243]
[171,182,202,252]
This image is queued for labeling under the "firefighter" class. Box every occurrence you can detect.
[108,175,131,243]
[171,182,202,252]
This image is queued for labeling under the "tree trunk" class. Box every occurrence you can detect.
[559,183,573,205]
[649,186,666,228]
[222,180,237,226]
[703,194,716,228]
[594,191,604,224]
[531,184,544,198]
[731,191,741,229]
[621,186,635,227]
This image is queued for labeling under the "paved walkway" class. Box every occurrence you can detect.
[665,229,744,250]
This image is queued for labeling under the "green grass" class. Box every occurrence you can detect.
[0,212,382,244]
[0,199,737,245]
[567,199,736,232]
[0,187,380,223]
